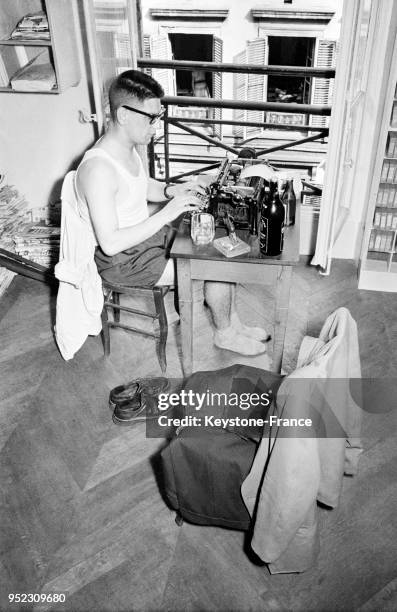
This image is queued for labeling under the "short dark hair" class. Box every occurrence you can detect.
[108,70,164,121]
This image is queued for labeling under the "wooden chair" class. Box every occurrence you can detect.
[101,281,170,372]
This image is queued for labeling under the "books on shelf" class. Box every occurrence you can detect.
[368,229,395,252]
[376,184,397,207]
[373,210,397,230]
[387,132,397,158]
[380,159,397,183]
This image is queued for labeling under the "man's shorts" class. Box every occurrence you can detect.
[95,227,173,288]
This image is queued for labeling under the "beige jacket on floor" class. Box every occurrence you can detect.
[241,307,363,574]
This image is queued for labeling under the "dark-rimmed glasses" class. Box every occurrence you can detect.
[122,104,165,124]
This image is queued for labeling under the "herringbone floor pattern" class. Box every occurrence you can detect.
[0,260,396,612]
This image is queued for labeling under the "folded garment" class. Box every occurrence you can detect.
[10,53,56,92]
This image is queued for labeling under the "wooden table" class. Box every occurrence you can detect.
[170,215,300,376]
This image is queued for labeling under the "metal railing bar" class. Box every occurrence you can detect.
[301,180,323,195]
[164,105,170,181]
[164,96,331,116]
[256,132,327,155]
[138,58,336,79]
[167,162,222,182]
[166,115,329,134]
[167,117,239,155]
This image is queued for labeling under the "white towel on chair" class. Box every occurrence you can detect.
[54,171,103,360]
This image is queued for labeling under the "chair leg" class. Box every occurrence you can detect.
[112,291,121,323]
[173,284,180,315]
[153,286,168,373]
[101,307,110,357]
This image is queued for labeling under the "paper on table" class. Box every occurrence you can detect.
[240,164,306,199]
[240,164,274,181]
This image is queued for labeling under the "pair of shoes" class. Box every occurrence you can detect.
[110,377,170,426]
[214,326,268,356]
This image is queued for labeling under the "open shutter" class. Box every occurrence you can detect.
[233,39,268,140]
[246,38,268,135]
[142,34,152,76]
[310,39,336,127]
[233,49,247,139]
[148,34,176,97]
[211,36,223,138]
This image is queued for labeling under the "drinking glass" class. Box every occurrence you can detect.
[191,212,215,246]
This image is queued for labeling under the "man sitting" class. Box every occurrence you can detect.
[75,69,269,355]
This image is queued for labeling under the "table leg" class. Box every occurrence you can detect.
[176,259,193,377]
[272,265,293,373]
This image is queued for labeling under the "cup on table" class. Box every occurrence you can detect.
[191,212,215,246]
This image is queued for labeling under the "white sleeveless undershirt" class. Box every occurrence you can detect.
[76,147,149,229]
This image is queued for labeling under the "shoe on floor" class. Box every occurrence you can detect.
[109,377,170,409]
[213,326,268,356]
[112,393,147,426]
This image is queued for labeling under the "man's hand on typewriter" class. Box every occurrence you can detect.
[163,193,202,222]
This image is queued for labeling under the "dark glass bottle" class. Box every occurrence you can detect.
[282,179,296,226]
[259,178,285,256]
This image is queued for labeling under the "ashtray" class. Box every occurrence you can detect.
[213,236,251,258]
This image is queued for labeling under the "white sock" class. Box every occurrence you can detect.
[230,311,271,342]
[214,326,268,356]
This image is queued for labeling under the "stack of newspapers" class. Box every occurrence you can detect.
[10,11,50,40]
[13,224,60,268]
[0,183,30,298]
[0,184,30,251]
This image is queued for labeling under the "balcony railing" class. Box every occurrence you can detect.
[137,57,334,185]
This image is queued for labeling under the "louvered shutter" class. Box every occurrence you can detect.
[310,39,336,127]
[233,49,247,139]
[246,38,268,135]
[115,33,132,73]
[142,34,152,76]
[148,34,176,97]
[211,36,223,138]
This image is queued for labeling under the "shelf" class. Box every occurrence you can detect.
[0,86,58,93]
[0,0,80,94]
[359,258,397,291]
[371,224,397,231]
[0,38,51,46]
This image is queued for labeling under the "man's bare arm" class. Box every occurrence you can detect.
[77,160,201,256]
[147,177,209,202]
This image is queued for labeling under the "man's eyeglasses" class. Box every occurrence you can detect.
[122,104,165,125]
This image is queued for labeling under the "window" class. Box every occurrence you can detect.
[267,36,314,106]
[169,33,213,96]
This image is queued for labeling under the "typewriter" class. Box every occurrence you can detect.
[197,157,273,235]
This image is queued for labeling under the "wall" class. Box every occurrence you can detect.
[0,1,96,213]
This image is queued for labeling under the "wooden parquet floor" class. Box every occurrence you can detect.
[0,260,396,612]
